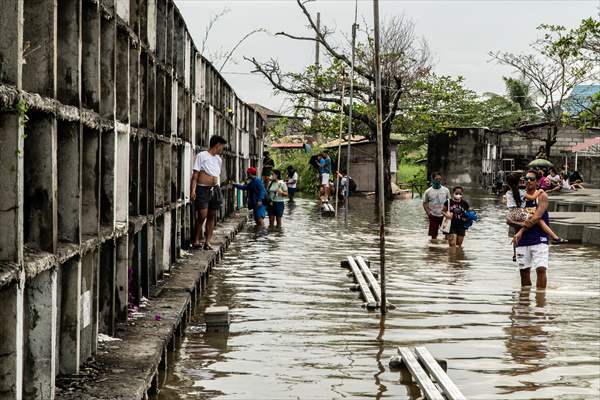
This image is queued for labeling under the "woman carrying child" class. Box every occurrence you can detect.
[505,173,567,262]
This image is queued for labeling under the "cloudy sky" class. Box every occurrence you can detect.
[175,0,598,112]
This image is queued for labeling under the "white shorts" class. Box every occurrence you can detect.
[516,243,549,270]
[321,173,330,187]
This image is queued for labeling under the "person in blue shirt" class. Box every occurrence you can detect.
[319,151,332,201]
[234,167,267,227]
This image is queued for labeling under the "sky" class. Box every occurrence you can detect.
[174,0,599,112]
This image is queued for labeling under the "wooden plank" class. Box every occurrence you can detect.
[346,256,377,309]
[398,347,444,400]
[355,256,381,305]
[415,347,466,400]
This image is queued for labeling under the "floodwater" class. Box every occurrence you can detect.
[160,195,600,400]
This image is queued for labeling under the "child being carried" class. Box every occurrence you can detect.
[504,174,567,261]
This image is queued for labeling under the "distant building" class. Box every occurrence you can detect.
[323,136,401,192]
[248,103,306,140]
[427,128,502,191]
[564,84,600,118]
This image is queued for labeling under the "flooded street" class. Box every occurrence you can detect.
[160,195,600,400]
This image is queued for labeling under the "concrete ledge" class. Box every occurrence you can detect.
[583,226,600,245]
[55,212,247,399]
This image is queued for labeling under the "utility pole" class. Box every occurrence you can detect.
[312,12,321,139]
[345,20,357,225]
[372,0,387,314]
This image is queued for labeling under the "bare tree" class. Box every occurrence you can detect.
[200,7,231,56]
[246,0,431,200]
[490,24,596,156]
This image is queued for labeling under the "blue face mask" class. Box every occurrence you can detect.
[432,180,441,189]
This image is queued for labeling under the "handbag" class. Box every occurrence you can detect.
[441,199,452,234]
[263,182,274,208]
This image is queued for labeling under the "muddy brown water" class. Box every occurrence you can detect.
[160,195,600,399]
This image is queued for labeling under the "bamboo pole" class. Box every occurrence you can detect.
[335,79,346,216]
[345,19,357,225]
[372,0,386,314]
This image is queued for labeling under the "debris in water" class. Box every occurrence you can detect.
[98,333,122,342]
[155,314,162,321]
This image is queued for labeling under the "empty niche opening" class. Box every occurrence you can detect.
[81,127,100,238]
[24,112,56,252]
[57,121,81,244]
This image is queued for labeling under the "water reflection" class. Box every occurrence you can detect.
[160,195,600,400]
[505,288,549,375]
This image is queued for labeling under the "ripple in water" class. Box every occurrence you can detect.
[160,195,600,399]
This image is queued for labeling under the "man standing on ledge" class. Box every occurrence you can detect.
[510,169,550,289]
[191,135,227,250]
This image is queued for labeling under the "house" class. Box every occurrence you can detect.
[427,128,502,191]
[248,103,306,140]
[323,136,402,192]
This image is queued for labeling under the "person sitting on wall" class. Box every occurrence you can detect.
[569,170,584,185]
[190,135,227,250]
[535,145,547,160]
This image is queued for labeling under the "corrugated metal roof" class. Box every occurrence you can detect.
[569,136,600,153]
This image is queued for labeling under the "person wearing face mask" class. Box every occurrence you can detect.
[443,186,470,248]
[422,172,450,241]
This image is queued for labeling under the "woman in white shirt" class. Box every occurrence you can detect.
[286,165,298,202]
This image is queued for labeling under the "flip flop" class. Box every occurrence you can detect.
[191,243,203,249]
[203,243,214,251]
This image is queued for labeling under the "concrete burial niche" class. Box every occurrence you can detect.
[57,121,82,244]
[24,112,58,253]
[0,0,266,397]
[24,268,57,400]
[0,282,24,398]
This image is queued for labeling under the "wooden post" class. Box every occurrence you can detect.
[372,0,387,314]
[344,21,357,225]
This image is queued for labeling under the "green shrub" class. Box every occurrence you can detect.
[397,162,427,186]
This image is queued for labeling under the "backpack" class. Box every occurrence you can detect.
[348,177,357,193]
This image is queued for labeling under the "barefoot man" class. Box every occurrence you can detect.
[190,135,227,250]
[509,169,550,289]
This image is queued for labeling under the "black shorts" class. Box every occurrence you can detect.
[195,186,222,210]
[449,221,466,237]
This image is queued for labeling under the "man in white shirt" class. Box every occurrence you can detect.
[422,172,450,241]
[190,135,227,250]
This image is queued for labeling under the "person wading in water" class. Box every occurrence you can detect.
[508,170,551,289]
[423,172,450,242]
[234,167,267,228]
[190,135,226,250]
[443,186,469,248]
[286,165,298,202]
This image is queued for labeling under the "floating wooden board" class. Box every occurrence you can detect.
[415,347,466,400]
[346,256,377,309]
[355,256,382,306]
[397,347,444,400]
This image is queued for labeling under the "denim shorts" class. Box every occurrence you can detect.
[269,201,285,218]
[253,205,267,222]
[195,186,222,210]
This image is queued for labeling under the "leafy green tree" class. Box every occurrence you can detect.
[502,76,535,112]
[490,20,596,156]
